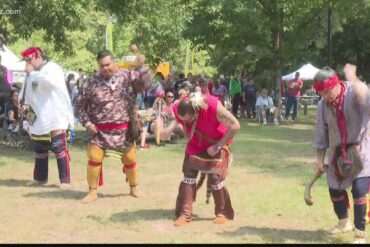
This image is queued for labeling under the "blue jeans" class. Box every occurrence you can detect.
[285,95,298,119]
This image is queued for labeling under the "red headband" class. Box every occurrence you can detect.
[21,47,42,60]
[313,75,339,92]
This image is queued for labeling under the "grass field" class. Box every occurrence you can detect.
[0,107,367,243]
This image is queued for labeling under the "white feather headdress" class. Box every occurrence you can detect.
[188,92,207,110]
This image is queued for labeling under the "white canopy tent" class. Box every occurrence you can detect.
[0,45,26,71]
[282,63,320,81]
[0,45,27,84]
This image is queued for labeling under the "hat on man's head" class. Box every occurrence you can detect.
[20,47,42,61]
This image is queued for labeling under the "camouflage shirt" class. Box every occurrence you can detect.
[76,69,144,152]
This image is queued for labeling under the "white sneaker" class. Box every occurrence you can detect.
[263,119,267,125]
[59,183,72,190]
[327,218,353,235]
[274,119,279,125]
[353,228,366,244]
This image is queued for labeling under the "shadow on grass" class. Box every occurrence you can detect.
[0,179,59,189]
[192,215,214,221]
[23,189,87,200]
[100,193,129,198]
[219,225,333,243]
[109,209,175,222]
[22,189,129,201]
[109,209,212,224]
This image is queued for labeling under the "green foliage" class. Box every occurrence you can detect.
[10,29,96,74]
[185,0,269,74]
[326,0,370,80]
[101,0,192,67]
[1,0,89,54]
[83,6,110,57]
[7,1,108,73]
[184,0,331,78]
[4,0,370,83]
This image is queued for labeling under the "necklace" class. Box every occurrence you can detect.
[102,76,116,91]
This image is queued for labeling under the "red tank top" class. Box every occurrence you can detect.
[173,95,232,155]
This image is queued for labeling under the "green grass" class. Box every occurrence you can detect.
[0,107,365,243]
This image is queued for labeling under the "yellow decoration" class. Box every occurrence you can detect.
[156,62,170,78]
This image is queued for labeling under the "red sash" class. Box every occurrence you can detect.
[95,122,129,131]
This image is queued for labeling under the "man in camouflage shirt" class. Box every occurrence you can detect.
[76,50,150,203]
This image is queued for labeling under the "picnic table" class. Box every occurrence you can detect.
[299,95,320,115]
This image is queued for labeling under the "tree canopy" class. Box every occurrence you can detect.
[2,0,370,83]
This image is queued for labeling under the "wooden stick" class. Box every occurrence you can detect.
[304,171,323,206]
[154,98,164,146]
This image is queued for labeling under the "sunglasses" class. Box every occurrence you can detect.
[166,95,174,98]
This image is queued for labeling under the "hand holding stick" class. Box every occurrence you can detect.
[304,169,325,206]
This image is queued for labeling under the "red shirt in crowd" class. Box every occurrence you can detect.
[286,78,303,97]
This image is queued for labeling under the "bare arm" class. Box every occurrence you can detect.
[315,148,327,175]
[353,81,368,106]
[160,118,180,141]
[216,102,240,145]
[343,63,368,106]
[7,110,16,124]
[207,102,240,156]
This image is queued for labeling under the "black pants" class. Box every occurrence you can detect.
[231,93,241,117]
[33,133,71,184]
[0,91,10,117]
[245,97,256,118]
[329,177,370,231]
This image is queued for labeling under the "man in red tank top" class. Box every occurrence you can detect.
[162,92,240,226]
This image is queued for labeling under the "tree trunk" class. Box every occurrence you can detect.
[272,1,284,113]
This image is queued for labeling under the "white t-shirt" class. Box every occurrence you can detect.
[19,61,74,135]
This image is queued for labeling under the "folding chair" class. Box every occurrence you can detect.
[256,105,274,124]
[1,102,32,151]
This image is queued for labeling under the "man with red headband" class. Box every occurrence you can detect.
[312,64,370,244]
[76,50,151,203]
[19,47,74,189]
[161,92,240,226]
